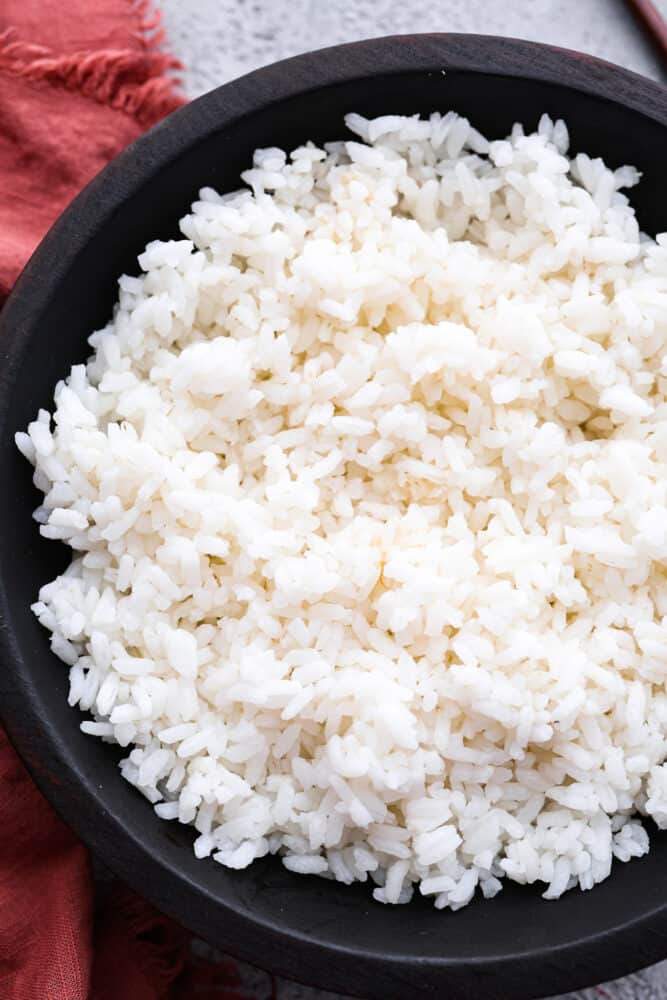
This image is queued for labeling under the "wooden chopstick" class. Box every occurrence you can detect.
[625,0,667,67]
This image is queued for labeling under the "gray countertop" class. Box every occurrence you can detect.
[162,0,667,95]
[158,1,666,997]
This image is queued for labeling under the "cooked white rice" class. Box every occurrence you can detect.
[17,111,667,910]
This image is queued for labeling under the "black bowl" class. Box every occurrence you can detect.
[1,34,666,1000]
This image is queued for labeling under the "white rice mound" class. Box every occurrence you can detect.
[17,111,667,910]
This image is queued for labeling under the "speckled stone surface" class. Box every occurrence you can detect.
[162,0,667,95]
[158,2,666,997]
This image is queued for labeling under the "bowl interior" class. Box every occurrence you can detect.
[1,41,666,1000]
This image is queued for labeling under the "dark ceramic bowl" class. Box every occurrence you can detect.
[1,34,666,1000]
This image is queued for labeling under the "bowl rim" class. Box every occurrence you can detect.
[1,33,666,1000]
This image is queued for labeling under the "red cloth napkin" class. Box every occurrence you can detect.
[0,0,183,301]
[0,3,254,998]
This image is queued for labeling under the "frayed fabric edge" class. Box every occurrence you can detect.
[130,0,175,61]
[0,1,184,126]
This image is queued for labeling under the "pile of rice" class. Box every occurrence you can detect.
[17,111,667,910]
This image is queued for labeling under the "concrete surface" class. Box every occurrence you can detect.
[162,0,667,95]
[158,1,667,997]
